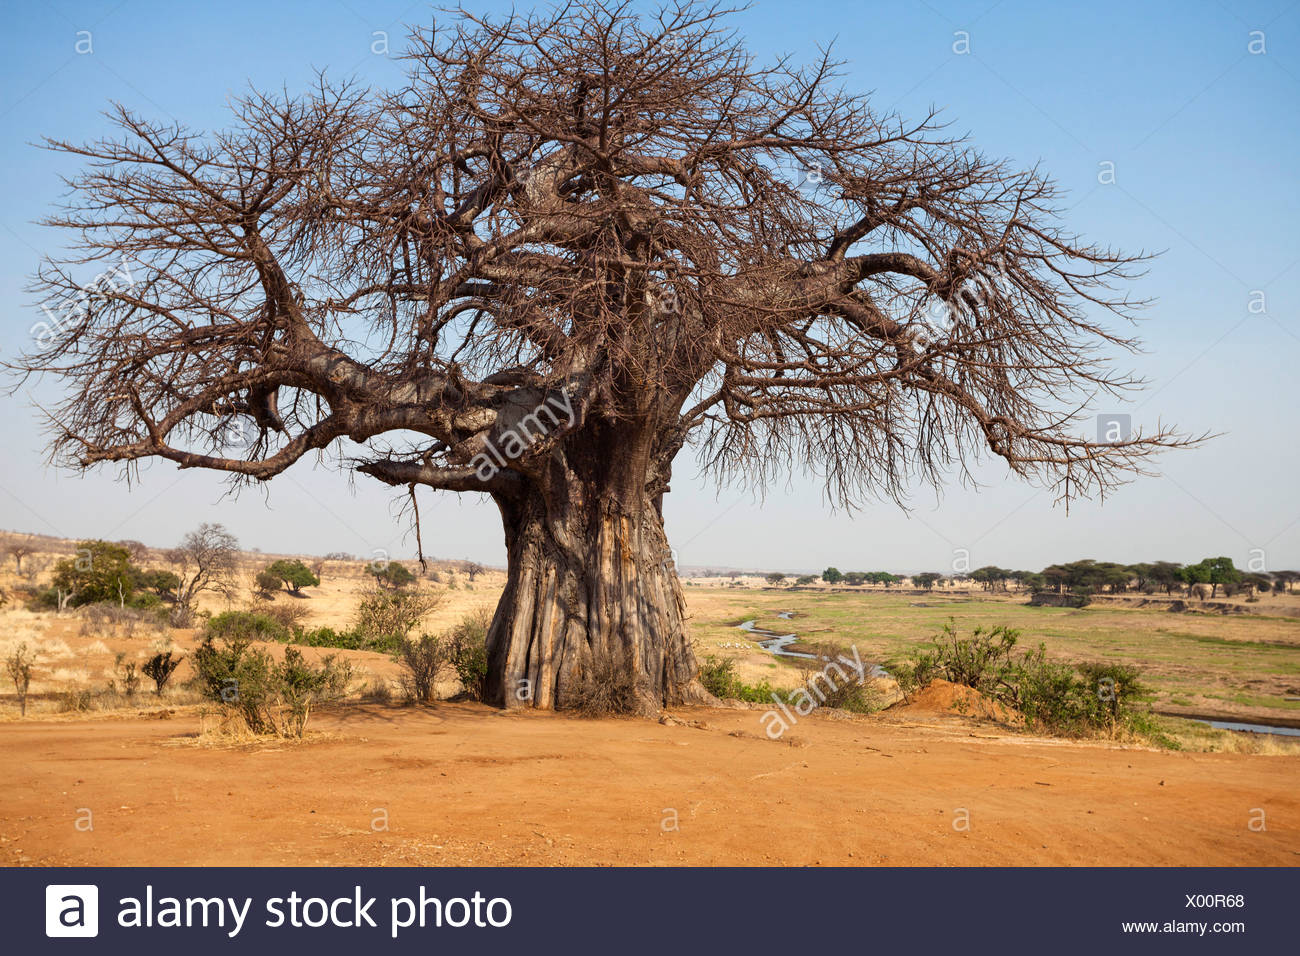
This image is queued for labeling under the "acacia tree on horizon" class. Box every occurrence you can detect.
[14,3,1196,711]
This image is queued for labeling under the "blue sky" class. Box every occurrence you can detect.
[1,0,1297,574]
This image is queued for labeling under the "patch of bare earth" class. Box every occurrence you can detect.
[1,701,1296,866]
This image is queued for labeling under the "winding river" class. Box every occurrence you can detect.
[737,612,890,678]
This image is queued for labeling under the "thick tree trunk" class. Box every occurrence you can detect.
[483,444,706,713]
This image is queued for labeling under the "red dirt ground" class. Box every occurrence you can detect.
[2,701,1296,866]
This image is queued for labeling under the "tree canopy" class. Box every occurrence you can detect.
[267,558,320,594]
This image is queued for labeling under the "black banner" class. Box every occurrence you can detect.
[4,866,1290,953]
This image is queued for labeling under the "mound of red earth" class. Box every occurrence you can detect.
[890,679,1025,727]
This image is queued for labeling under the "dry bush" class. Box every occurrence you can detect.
[5,642,35,716]
[78,603,168,638]
[396,633,448,704]
[355,586,444,652]
[254,599,310,634]
[58,688,96,713]
[359,677,394,703]
[142,650,183,695]
[565,654,644,717]
[109,652,142,697]
[799,642,883,714]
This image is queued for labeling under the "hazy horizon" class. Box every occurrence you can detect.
[2,0,1297,575]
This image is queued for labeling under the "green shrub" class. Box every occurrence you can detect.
[892,619,1152,737]
[700,654,744,698]
[1075,660,1149,726]
[698,655,787,704]
[257,601,310,634]
[299,626,360,649]
[206,610,292,644]
[297,625,399,654]
[192,635,277,732]
[191,635,350,737]
[889,621,1020,697]
[447,608,492,700]
[276,646,352,737]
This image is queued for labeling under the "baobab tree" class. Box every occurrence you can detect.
[14,3,1195,711]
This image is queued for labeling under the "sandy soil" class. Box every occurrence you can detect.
[2,701,1296,867]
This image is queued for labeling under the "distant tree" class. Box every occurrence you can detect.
[821,567,844,585]
[371,561,416,590]
[1019,571,1046,591]
[1041,563,1069,593]
[1271,570,1299,593]
[914,572,940,591]
[765,572,787,586]
[844,572,866,586]
[795,574,818,586]
[1179,561,1210,596]
[167,523,240,625]
[133,567,181,600]
[267,559,320,595]
[970,566,1010,591]
[1240,572,1271,596]
[1126,563,1154,593]
[1183,556,1239,599]
[1039,559,1130,595]
[17,554,50,584]
[117,539,150,564]
[1148,561,1184,595]
[254,569,282,598]
[5,542,35,573]
[1095,562,1132,593]
[465,562,486,582]
[51,539,135,607]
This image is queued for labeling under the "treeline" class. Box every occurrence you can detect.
[800,559,1298,598]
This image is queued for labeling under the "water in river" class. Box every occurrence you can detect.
[737,615,889,678]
